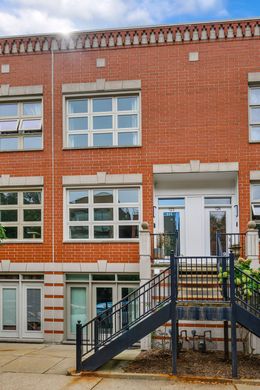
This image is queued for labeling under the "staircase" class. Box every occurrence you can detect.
[76,252,260,377]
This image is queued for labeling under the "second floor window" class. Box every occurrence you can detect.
[249,87,260,142]
[0,100,43,151]
[65,95,140,149]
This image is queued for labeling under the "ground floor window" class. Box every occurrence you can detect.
[251,184,260,238]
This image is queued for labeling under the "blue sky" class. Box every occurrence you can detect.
[0,0,258,36]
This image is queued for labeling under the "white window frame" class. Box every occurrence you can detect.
[63,93,141,149]
[0,188,43,243]
[0,98,43,151]
[249,86,260,143]
[251,184,260,233]
[64,186,141,242]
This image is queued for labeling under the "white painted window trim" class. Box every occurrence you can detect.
[0,97,43,152]
[0,188,44,243]
[248,86,260,143]
[63,186,142,242]
[63,92,142,149]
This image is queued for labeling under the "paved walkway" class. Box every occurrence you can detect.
[0,343,258,390]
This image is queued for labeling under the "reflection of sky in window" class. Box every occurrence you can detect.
[158,198,184,207]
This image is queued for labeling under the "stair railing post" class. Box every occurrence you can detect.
[229,251,238,378]
[170,250,178,375]
[94,318,99,353]
[76,320,82,372]
[222,256,229,361]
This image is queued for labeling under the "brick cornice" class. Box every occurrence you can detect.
[0,19,259,56]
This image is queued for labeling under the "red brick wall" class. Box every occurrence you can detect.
[0,36,259,263]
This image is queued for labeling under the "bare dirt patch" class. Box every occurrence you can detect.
[124,350,260,379]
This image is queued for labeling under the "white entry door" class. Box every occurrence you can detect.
[205,208,232,256]
[0,285,18,338]
[22,284,43,339]
[158,208,185,256]
[67,285,88,339]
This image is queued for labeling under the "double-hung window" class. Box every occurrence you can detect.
[66,187,140,240]
[251,184,260,237]
[249,87,260,142]
[65,95,140,148]
[0,100,43,151]
[0,190,43,241]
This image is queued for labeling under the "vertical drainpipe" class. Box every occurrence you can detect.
[51,48,55,343]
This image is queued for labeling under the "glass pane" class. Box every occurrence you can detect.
[121,287,137,327]
[4,226,17,239]
[158,198,185,207]
[205,197,231,205]
[251,126,260,141]
[68,134,88,148]
[0,210,17,222]
[70,287,87,334]
[118,114,137,129]
[0,137,18,150]
[3,289,16,331]
[118,132,138,146]
[119,207,139,220]
[210,211,226,255]
[0,103,18,117]
[119,225,138,239]
[96,287,113,331]
[94,226,113,239]
[20,119,42,130]
[163,212,180,256]
[69,209,88,221]
[117,274,139,281]
[118,97,137,111]
[118,189,138,203]
[23,226,41,239]
[94,208,113,221]
[252,185,260,200]
[250,88,260,105]
[69,226,89,239]
[0,120,18,131]
[22,275,44,280]
[68,117,88,131]
[24,136,42,149]
[93,116,112,130]
[94,190,113,203]
[23,192,41,204]
[93,98,112,112]
[92,274,115,281]
[66,274,89,281]
[68,99,88,114]
[23,102,42,116]
[250,107,260,124]
[27,288,41,331]
[23,209,41,222]
[93,133,113,147]
[0,192,17,205]
[69,190,88,204]
[252,205,260,217]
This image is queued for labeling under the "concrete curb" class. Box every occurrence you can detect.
[67,368,260,386]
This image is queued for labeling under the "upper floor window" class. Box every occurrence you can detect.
[65,95,140,149]
[249,87,260,142]
[65,187,140,241]
[0,190,43,241]
[251,184,260,237]
[0,100,43,151]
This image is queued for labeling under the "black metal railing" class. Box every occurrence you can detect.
[234,266,260,316]
[216,231,246,259]
[151,232,180,261]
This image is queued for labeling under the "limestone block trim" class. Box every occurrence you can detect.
[0,175,44,187]
[62,79,141,94]
[250,170,260,181]
[248,73,260,83]
[0,84,43,97]
[63,172,142,186]
[153,160,239,174]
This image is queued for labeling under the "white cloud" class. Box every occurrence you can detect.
[0,0,229,36]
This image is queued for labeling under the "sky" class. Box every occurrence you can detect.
[0,0,258,36]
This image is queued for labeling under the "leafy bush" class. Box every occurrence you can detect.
[0,224,6,242]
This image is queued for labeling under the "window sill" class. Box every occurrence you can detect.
[63,145,142,151]
[0,148,44,153]
[1,240,43,244]
[63,239,139,244]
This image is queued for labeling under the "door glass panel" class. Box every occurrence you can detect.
[96,287,113,332]
[2,288,16,330]
[121,287,137,328]
[27,288,41,331]
[210,211,226,255]
[163,211,180,256]
[70,287,87,334]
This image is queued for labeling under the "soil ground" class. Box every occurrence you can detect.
[124,350,260,379]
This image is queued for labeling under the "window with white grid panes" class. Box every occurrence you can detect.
[249,87,260,142]
[0,190,43,241]
[65,95,140,148]
[0,100,42,151]
[66,188,140,240]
